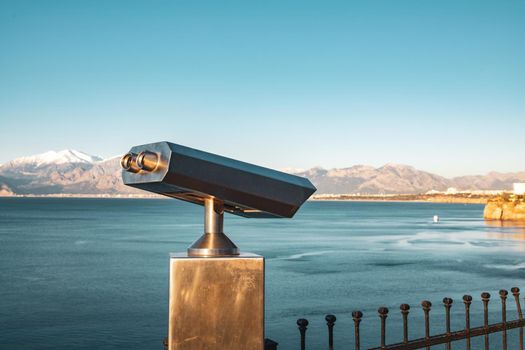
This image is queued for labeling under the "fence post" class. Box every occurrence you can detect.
[512,287,523,350]
[481,292,491,350]
[500,289,508,350]
[352,311,363,350]
[422,301,432,350]
[378,307,389,349]
[443,297,453,350]
[463,295,472,350]
[400,304,410,345]
[297,318,309,350]
[325,314,336,350]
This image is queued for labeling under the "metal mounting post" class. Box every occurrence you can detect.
[187,198,239,256]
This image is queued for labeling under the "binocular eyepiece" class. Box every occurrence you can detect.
[121,151,159,173]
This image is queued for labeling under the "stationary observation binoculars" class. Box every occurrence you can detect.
[121,141,316,256]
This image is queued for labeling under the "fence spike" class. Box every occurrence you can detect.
[512,287,524,350]
[443,297,453,350]
[463,295,472,350]
[501,289,508,350]
[378,307,389,349]
[421,300,432,350]
[325,314,336,350]
[352,311,363,350]
[400,304,410,344]
[481,292,491,350]
[297,318,309,350]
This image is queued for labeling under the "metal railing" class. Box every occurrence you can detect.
[295,287,525,350]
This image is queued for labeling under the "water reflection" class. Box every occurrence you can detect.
[485,220,525,240]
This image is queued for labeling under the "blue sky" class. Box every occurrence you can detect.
[0,0,523,177]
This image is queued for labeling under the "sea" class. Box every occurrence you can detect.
[1,198,525,350]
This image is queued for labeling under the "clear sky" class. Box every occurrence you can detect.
[0,0,523,177]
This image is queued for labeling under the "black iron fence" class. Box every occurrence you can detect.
[163,286,524,349]
[295,287,524,350]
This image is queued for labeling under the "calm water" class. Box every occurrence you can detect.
[1,198,525,350]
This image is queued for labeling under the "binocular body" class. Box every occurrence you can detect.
[121,141,316,219]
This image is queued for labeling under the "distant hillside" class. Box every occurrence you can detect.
[295,164,452,194]
[451,172,525,192]
[0,150,524,196]
[294,165,525,194]
[0,150,142,196]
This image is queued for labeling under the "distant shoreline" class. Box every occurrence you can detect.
[311,194,491,204]
[0,194,165,199]
[0,193,492,204]
[311,198,484,204]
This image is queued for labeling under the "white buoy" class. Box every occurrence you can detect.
[433,215,439,223]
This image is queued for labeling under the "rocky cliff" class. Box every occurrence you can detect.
[484,196,525,221]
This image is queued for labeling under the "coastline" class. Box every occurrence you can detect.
[0,194,165,199]
[0,193,491,204]
[311,194,490,204]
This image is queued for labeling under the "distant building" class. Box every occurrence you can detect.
[513,183,525,195]
[446,187,458,194]
[425,189,441,195]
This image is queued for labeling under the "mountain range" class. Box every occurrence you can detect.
[0,150,139,196]
[0,150,524,196]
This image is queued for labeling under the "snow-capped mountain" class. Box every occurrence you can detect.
[0,150,142,195]
[0,150,524,196]
[0,150,106,190]
[2,150,102,168]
